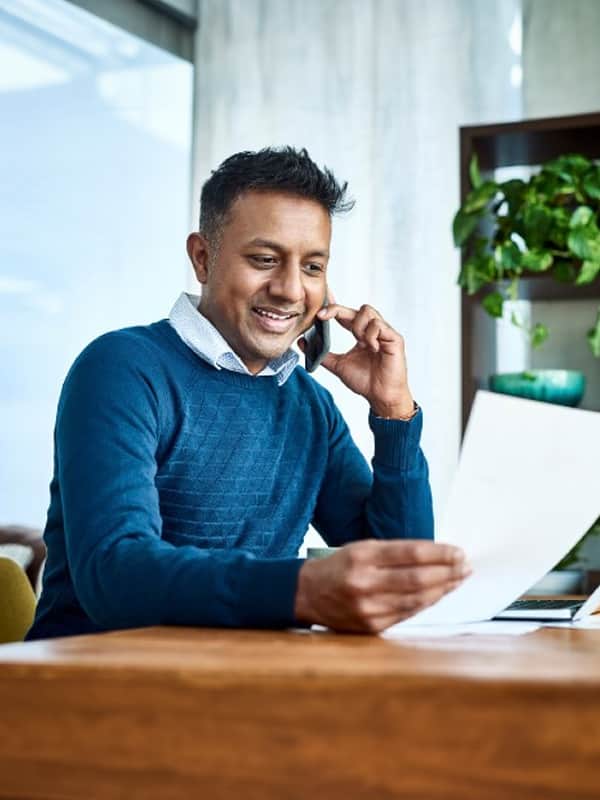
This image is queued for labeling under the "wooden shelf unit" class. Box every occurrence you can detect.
[459,112,600,432]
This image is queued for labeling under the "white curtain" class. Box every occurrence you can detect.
[190,0,521,522]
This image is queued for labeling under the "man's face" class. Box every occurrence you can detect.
[187,190,331,374]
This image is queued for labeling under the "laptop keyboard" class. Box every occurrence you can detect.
[506,599,582,610]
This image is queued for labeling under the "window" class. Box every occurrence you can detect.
[0,0,193,525]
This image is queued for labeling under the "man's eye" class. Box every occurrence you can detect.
[251,255,277,267]
[305,263,324,274]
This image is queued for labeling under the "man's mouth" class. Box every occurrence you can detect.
[251,305,301,333]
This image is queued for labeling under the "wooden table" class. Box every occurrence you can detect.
[1,625,600,799]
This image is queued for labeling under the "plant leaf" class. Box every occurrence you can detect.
[522,204,554,247]
[570,206,594,228]
[544,154,591,180]
[583,166,600,200]
[531,323,549,349]
[496,240,521,270]
[563,154,592,172]
[553,261,577,283]
[452,208,480,247]
[520,249,554,272]
[462,181,498,214]
[534,170,563,203]
[550,207,571,249]
[576,260,600,286]
[458,250,496,295]
[500,179,526,217]
[469,153,482,189]
[568,226,600,261]
[482,291,504,318]
[510,310,521,326]
[588,308,600,357]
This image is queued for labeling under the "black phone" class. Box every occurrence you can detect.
[304,301,330,373]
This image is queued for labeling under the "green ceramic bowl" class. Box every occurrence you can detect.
[489,369,586,407]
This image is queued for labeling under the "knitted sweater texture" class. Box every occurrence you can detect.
[27,320,433,639]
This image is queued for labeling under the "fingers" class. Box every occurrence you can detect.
[339,541,470,632]
[336,576,466,634]
[318,303,401,354]
[342,543,469,619]
[377,562,472,594]
[351,580,462,619]
[360,318,383,352]
[294,540,472,635]
[365,579,462,616]
[359,582,463,633]
[352,307,397,352]
[318,303,381,330]
[357,539,467,568]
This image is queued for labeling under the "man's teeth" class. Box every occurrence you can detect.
[255,308,293,320]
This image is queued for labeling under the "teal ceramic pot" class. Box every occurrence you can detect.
[489,369,586,407]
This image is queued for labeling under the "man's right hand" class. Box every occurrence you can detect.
[294,539,471,633]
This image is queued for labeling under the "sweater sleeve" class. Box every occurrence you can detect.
[56,335,303,631]
[311,398,434,545]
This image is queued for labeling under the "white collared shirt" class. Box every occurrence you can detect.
[168,293,299,386]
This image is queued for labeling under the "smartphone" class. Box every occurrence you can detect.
[304,300,330,373]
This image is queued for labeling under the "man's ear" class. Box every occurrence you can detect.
[186,233,211,284]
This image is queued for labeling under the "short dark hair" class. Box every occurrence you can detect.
[199,146,354,240]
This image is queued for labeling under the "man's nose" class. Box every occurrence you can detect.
[268,265,304,303]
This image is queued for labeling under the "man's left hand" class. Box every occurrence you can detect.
[300,303,415,419]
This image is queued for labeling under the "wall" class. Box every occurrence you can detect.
[191,0,521,532]
[522,0,600,118]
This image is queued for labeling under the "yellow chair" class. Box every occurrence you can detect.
[0,556,36,643]
[0,525,46,593]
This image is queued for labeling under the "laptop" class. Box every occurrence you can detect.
[494,583,600,621]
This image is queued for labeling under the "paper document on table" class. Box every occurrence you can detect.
[383,621,540,638]
[395,391,600,628]
[541,616,600,630]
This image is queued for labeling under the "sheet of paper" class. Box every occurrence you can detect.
[541,616,600,630]
[396,391,600,627]
[383,621,540,638]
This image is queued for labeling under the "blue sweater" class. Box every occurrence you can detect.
[27,320,433,639]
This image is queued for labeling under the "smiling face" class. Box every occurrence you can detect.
[187,190,331,374]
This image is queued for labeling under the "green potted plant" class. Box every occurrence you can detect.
[454,158,600,583]
[453,152,600,356]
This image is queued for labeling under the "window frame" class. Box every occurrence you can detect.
[66,0,197,62]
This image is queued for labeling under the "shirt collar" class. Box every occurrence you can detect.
[168,292,298,386]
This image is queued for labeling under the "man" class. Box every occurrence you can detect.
[27,147,469,640]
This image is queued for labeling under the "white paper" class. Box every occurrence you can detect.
[383,621,540,638]
[542,616,600,630]
[397,391,600,628]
